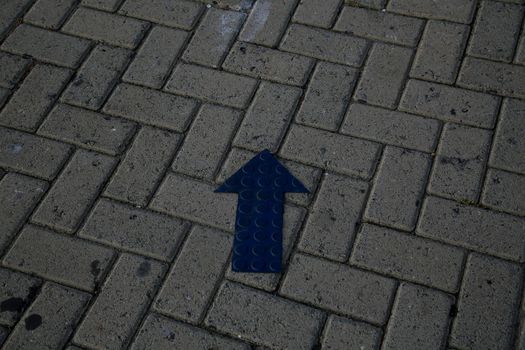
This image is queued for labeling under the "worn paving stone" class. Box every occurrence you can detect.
[0,0,34,39]
[24,0,77,29]
[321,315,382,350]
[0,52,30,89]
[292,0,341,28]
[0,268,42,326]
[482,168,525,216]
[387,0,476,24]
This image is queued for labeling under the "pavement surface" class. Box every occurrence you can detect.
[0,0,524,349]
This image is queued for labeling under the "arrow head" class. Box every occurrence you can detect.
[215,149,309,194]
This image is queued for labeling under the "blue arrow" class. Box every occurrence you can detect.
[215,150,309,273]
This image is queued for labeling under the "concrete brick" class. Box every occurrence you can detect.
[346,0,386,9]
[351,224,465,292]
[365,146,431,231]
[205,281,324,349]
[223,42,314,86]
[31,149,116,233]
[165,63,257,108]
[131,313,250,350]
[341,103,440,153]
[173,104,242,179]
[450,254,523,350]
[150,173,236,231]
[61,45,131,110]
[281,253,396,324]
[489,98,525,174]
[82,0,123,11]
[39,103,136,155]
[119,0,203,30]
[80,199,188,261]
[3,283,90,350]
[74,254,166,350]
[293,0,341,28]
[482,168,525,216]
[63,7,149,49]
[354,43,412,108]
[238,0,297,46]
[458,56,525,98]
[104,126,182,206]
[428,123,492,201]
[280,124,381,179]
[383,283,453,350]
[0,64,71,131]
[299,174,367,261]
[233,82,301,152]
[0,173,47,254]
[410,20,469,84]
[154,226,231,323]
[0,0,33,39]
[0,268,41,326]
[280,24,368,66]
[104,83,198,132]
[123,26,188,88]
[334,6,424,46]
[1,25,90,68]
[296,62,357,131]
[417,196,525,262]
[399,79,500,128]
[24,0,77,29]
[3,225,114,291]
[467,1,524,62]
[321,315,382,350]
[0,127,71,180]
[387,0,476,24]
[183,8,245,68]
[0,52,30,89]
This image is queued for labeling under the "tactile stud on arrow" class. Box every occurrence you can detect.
[215,149,309,273]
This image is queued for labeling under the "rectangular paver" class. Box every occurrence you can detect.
[387,0,476,23]
[322,315,382,350]
[0,0,33,39]
[0,268,41,326]
[119,0,203,30]
[0,52,30,89]
[292,0,341,28]
[482,168,525,216]
[24,0,77,29]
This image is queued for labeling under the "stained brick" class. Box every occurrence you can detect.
[119,0,203,30]
[387,0,476,24]
[0,268,41,326]
[24,0,77,29]
[293,0,341,28]
[482,168,525,216]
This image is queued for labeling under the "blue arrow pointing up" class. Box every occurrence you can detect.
[215,149,309,273]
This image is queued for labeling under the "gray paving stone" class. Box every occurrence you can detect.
[296,62,357,131]
[482,168,525,216]
[292,0,342,28]
[351,224,465,292]
[0,64,71,132]
[119,0,203,30]
[24,0,77,29]
[0,268,42,326]
[39,103,136,155]
[280,24,368,66]
[63,7,149,49]
[165,63,258,108]
[3,225,114,291]
[321,315,382,350]
[387,0,476,23]
[82,0,123,11]
[0,127,71,180]
[281,253,396,324]
[131,313,250,350]
[31,149,116,233]
[0,52,30,89]
[450,253,523,350]
[104,126,182,206]
[154,226,231,323]
[104,83,198,132]
[123,26,188,89]
[428,123,492,202]
[354,43,412,108]
[233,82,301,152]
[280,124,381,179]
[346,0,386,9]
[0,0,33,39]
[399,79,500,128]
[223,42,314,87]
[238,0,297,46]
[334,6,424,46]
[299,173,368,261]
[417,196,525,262]
[196,0,254,10]
[183,8,245,68]
[382,283,453,350]
[80,199,188,261]
[1,24,90,68]
[467,1,524,62]
[458,56,525,98]
[2,283,90,350]
[173,104,242,179]
[410,20,469,84]
[365,146,431,231]
[62,45,131,110]
[205,281,324,349]
[0,173,47,254]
